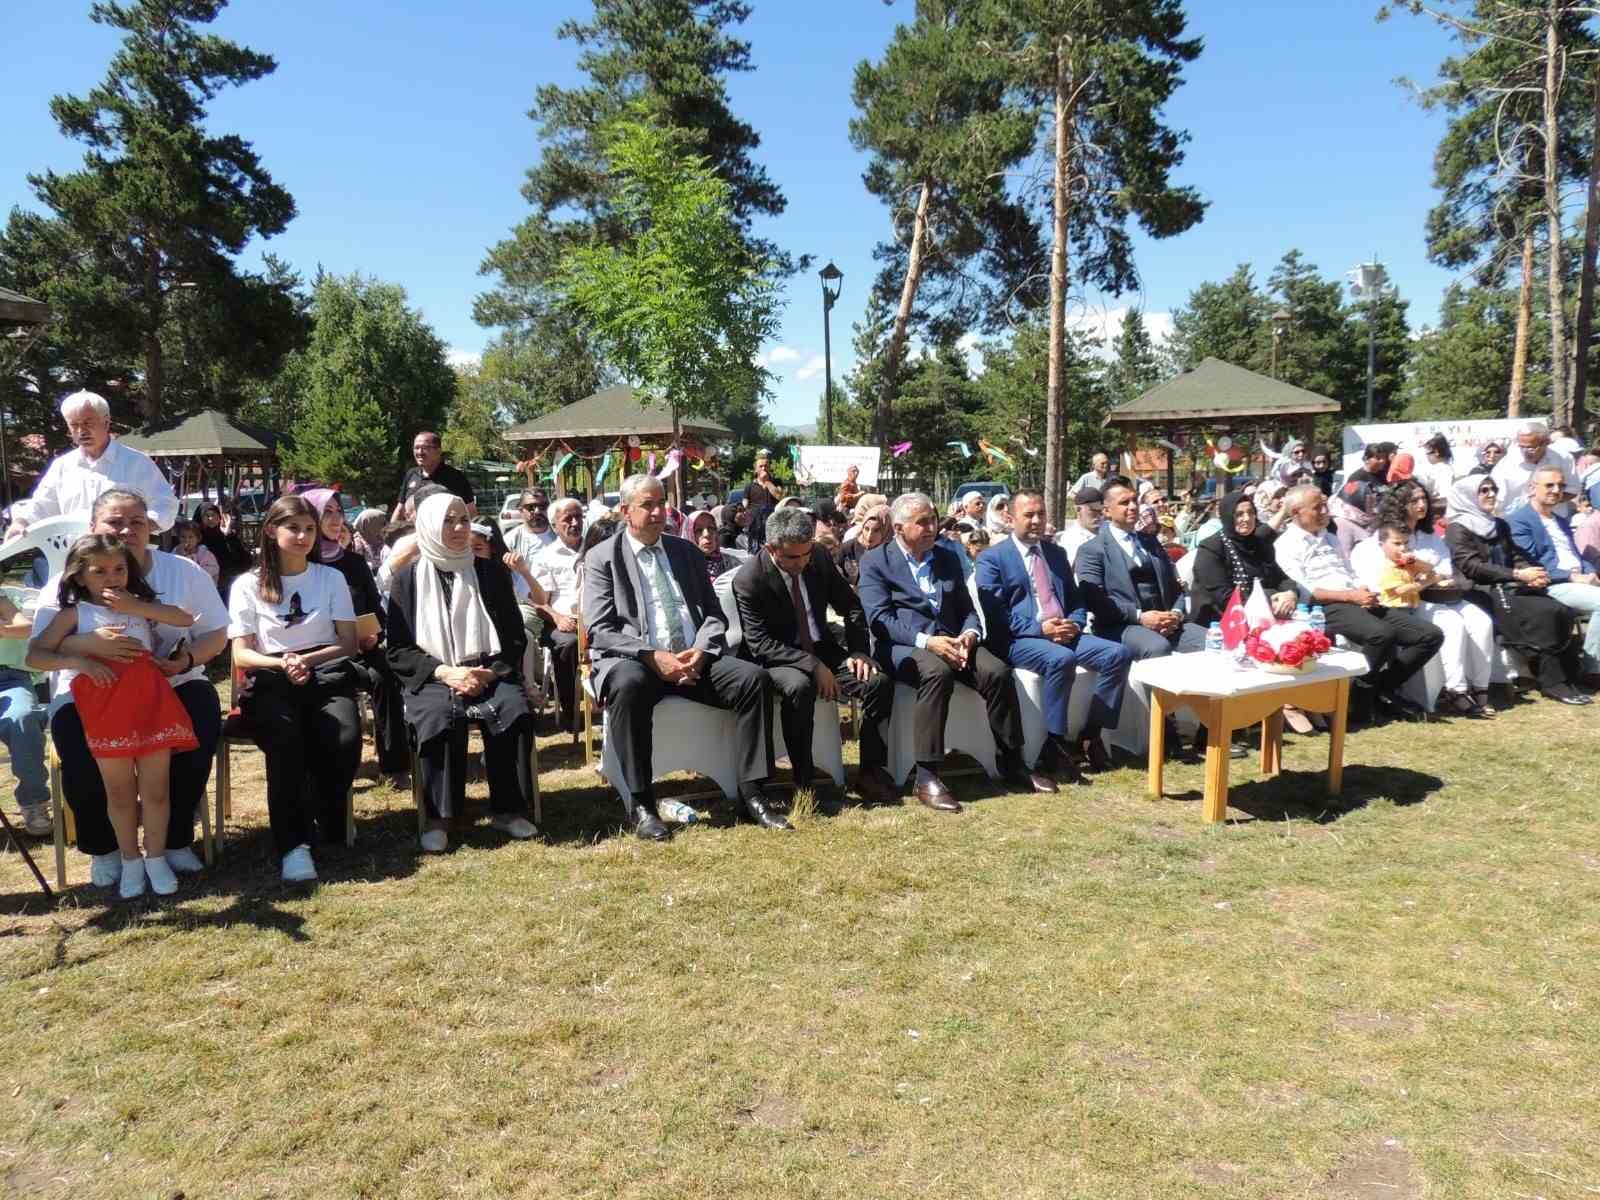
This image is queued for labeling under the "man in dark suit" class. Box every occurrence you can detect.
[975,489,1131,777]
[857,492,1054,812]
[581,474,787,840]
[1076,479,1207,660]
[732,507,899,810]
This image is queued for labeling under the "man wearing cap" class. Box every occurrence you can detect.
[1055,487,1103,567]
[12,390,179,536]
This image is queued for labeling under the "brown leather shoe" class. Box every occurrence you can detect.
[854,765,900,808]
[1003,765,1059,794]
[914,774,961,813]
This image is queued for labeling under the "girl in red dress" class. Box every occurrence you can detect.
[33,535,199,898]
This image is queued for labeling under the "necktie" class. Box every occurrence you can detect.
[788,569,815,652]
[644,546,688,651]
[1029,547,1063,622]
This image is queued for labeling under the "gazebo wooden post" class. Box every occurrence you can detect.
[1164,425,1176,494]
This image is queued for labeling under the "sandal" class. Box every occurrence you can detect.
[1282,705,1315,735]
[1441,689,1481,718]
[1470,687,1497,716]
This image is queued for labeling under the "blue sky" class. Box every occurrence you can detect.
[5,1,1467,428]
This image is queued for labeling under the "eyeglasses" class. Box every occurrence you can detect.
[521,503,546,511]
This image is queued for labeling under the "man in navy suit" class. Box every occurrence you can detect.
[1076,479,1207,659]
[1510,465,1600,678]
[975,490,1131,778]
[857,492,1054,812]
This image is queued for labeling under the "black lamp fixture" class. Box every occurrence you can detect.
[820,262,843,444]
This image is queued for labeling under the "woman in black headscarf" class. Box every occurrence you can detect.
[195,501,252,597]
[1191,491,1299,626]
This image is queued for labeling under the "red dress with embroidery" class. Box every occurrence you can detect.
[66,605,198,759]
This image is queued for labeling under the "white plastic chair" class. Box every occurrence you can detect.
[0,515,89,582]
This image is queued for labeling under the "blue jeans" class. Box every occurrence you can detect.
[1548,582,1600,670]
[0,669,47,810]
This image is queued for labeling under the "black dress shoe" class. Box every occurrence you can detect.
[742,792,793,830]
[854,766,901,807]
[1375,690,1427,721]
[810,784,844,816]
[629,808,671,841]
[1002,764,1059,794]
[1544,683,1593,706]
[1076,733,1111,774]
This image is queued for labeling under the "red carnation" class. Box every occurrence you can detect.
[1249,642,1277,664]
[1279,642,1307,666]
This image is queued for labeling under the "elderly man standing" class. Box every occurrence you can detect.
[1509,466,1600,678]
[532,497,585,733]
[1274,484,1442,721]
[957,490,988,528]
[1072,452,1113,496]
[858,492,1053,811]
[1054,486,1103,567]
[582,474,785,840]
[733,506,899,810]
[392,431,475,520]
[12,391,178,536]
[978,490,1130,779]
[1494,421,1575,516]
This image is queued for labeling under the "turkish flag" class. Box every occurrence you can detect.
[1220,588,1248,650]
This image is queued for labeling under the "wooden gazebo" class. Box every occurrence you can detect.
[1105,358,1341,491]
[120,408,285,508]
[504,385,733,499]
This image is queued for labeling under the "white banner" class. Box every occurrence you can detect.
[1341,418,1541,477]
[796,445,881,487]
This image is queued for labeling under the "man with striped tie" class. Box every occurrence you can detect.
[581,475,786,841]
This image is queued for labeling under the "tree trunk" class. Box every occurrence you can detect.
[1044,42,1075,526]
[142,333,162,426]
[1509,228,1535,418]
[1543,1,1569,426]
[1569,67,1600,433]
[876,179,933,450]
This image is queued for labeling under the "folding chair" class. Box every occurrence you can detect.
[406,718,542,842]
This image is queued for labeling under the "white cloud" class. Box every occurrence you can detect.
[1064,306,1174,359]
[756,344,804,370]
[446,346,482,370]
[794,353,827,382]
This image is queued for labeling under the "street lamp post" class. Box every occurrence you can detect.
[1270,307,1292,379]
[1347,257,1396,423]
[820,262,843,444]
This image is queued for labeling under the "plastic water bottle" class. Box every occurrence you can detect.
[1205,621,1224,656]
[1294,603,1311,623]
[657,798,700,825]
[1309,606,1326,635]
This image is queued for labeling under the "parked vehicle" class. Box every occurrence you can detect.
[947,480,1008,508]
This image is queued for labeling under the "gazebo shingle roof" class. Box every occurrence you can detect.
[0,286,49,326]
[505,385,732,442]
[1105,357,1341,426]
[120,409,283,457]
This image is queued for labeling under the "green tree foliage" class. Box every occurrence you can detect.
[13,0,299,424]
[1166,265,1272,374]
[272,273,455,502]
[971,321,1108,491]
[475,0,788,415]
[442,364,513,464]
[1103,308,1165,406]
[549,112,781,439]
[1402,282,1546,418]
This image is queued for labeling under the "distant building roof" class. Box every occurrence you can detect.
[504,385,733,443]
[0,286,49,326]
[120,409,284,458]
[1105,357,1341,427]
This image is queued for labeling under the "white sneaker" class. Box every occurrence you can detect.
[118,856,147,900]
[165,845,205,873]
[144,855,179,896]
[420,828,448,853]
[280,844,317,883]
[90,851,122,888]
[491,814,537,839]
[21,805,51,837]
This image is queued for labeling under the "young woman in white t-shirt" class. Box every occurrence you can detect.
[227,495,360,884]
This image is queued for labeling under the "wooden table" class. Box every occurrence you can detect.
[1128,650,1370,823]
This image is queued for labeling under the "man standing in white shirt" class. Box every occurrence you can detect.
[532,497,584,732]
[1492,422,1574,516]
[1072,452,1112,497]
[1274,485,1442,721]
[12,391,179,536]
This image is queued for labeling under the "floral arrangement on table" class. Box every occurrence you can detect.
[1221,582,1334,674]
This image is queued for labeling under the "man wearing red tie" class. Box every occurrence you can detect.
[975,490,1132,776]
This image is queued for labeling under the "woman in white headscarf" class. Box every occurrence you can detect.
[984,493,1012,537]
[385,494,538,851]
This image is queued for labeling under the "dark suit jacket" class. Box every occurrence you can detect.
[580,531,726,694]
[857,537,981,668]
[1508,506,1584,583]
[731,545,868,675]
[385,557,527,693]
[973,535,1088,653]
[1075,522,1181,636]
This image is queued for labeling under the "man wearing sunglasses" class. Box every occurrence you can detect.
[506,489,557,558]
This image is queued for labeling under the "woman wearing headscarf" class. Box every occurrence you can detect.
[1351,481,1497,716]
[1468,441,1506,477]
[689,510,743,584]
[718,501,751,552]
[385,494,538,850]
[195,501,252,597]
[1191,491,1298,627]
[351,507,389,578]
[1443,474,1587,704]
[985,494,1012,538]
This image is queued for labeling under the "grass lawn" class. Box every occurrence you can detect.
[2,690,1598,1199]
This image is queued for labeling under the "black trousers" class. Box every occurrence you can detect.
[599,654,771,817]
[418,713,533,821]
[241,675,362,856]
[1322,601,1445,690]
[359,649,410,773]
[52,678,222,857]
[767,661,893,779]
[543,629,579,732]
[891,645,1022,767]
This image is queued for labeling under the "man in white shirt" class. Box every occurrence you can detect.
[1274,485,1442,721]
[532,497,584,732]
[582,474,784,840]
[1055,486,1103,567]
[12,391,179,537]
[1072,452,1112,496]
[1492,421,1574,516]
[504,488,557,558]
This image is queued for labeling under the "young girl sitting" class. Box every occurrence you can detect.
[32,535,199,899]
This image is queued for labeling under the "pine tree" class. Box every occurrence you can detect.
[1104,309,1164,406]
